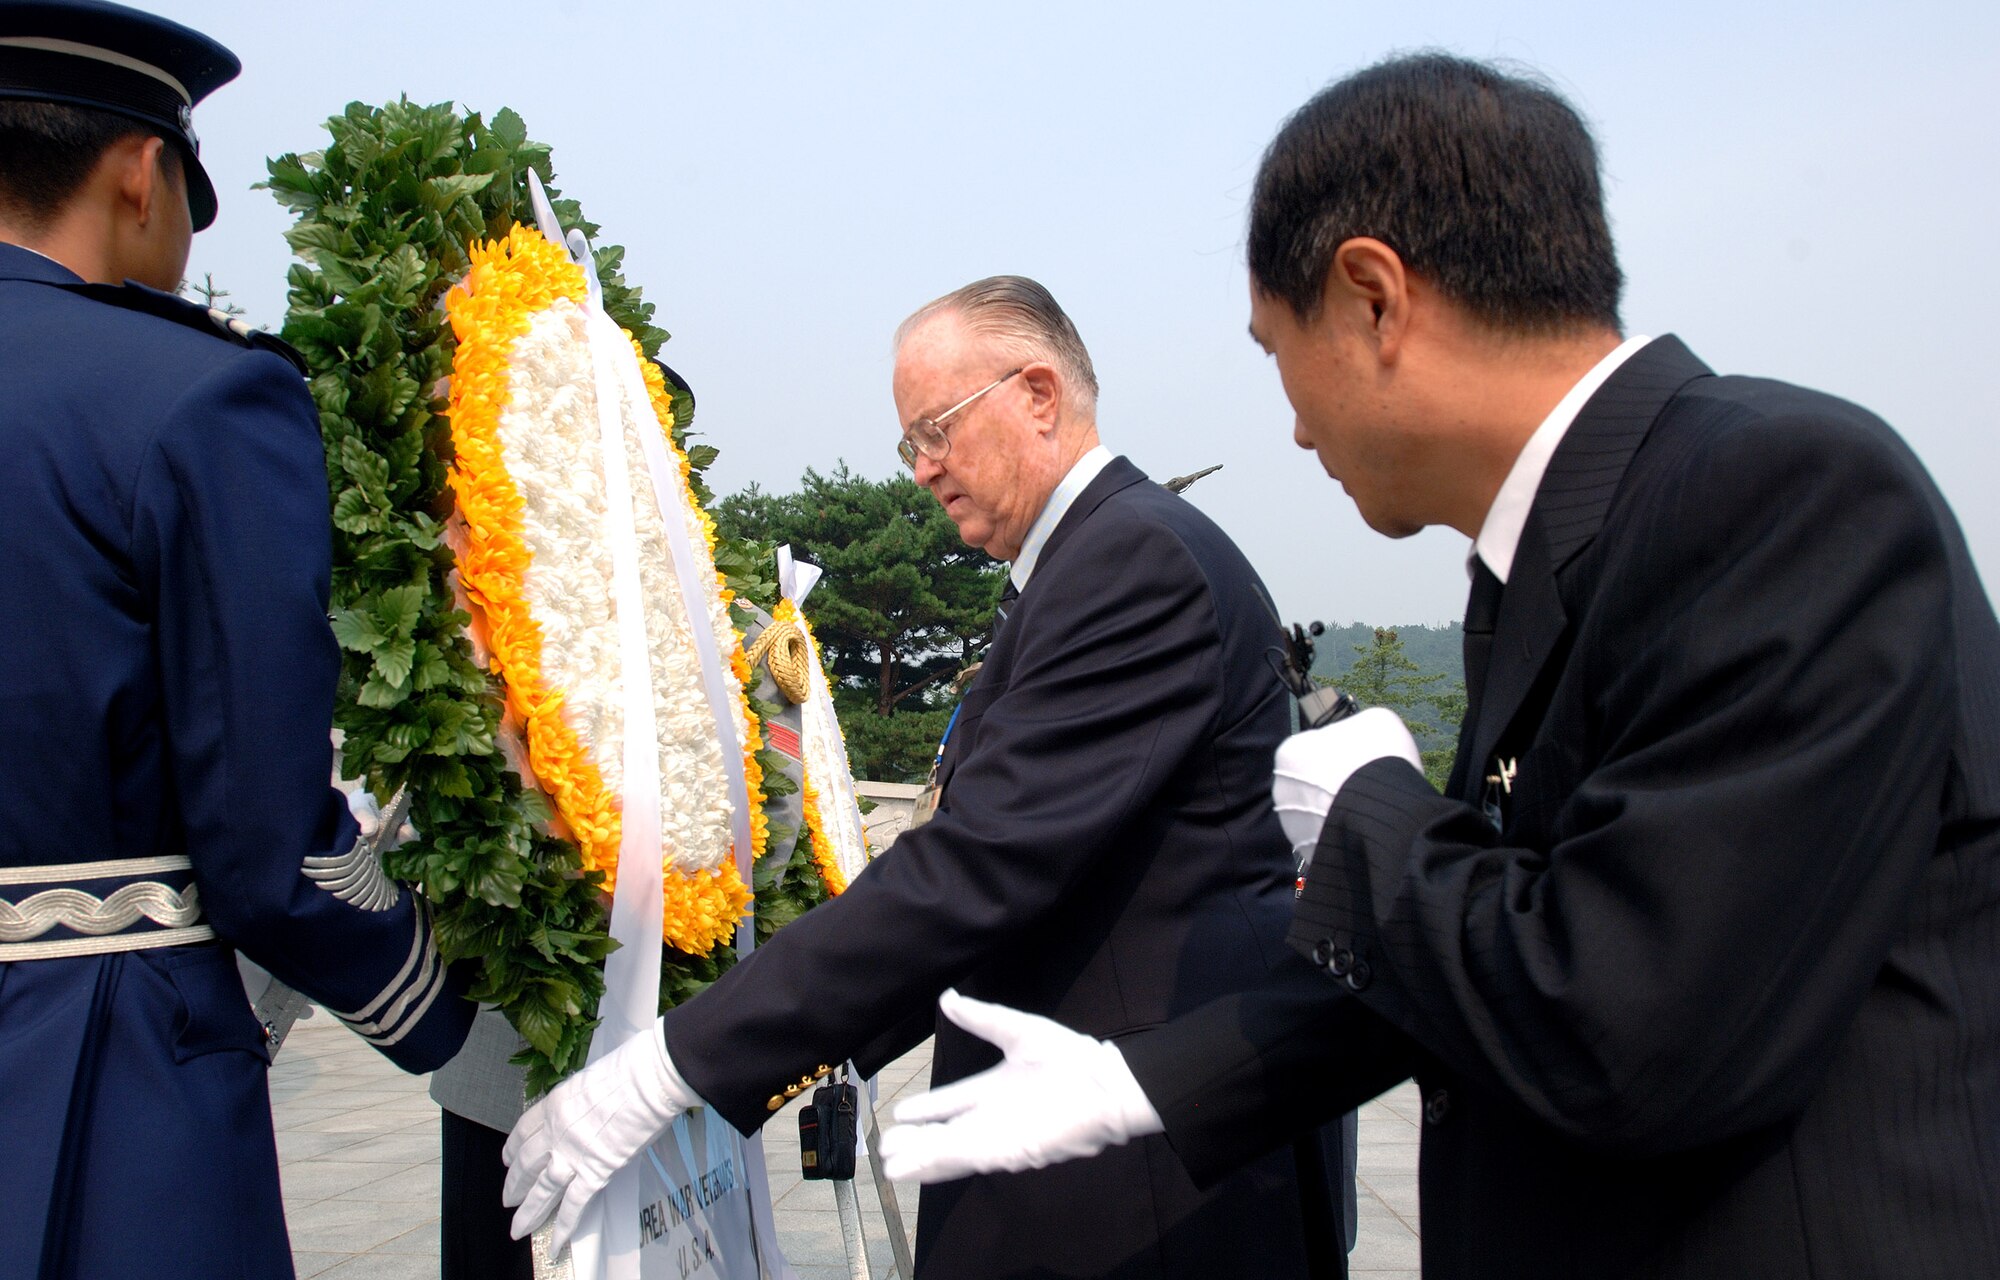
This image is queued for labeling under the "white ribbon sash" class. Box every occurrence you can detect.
[777,548,870,885]
[565,301,662,1280]
[526,174,785,1280]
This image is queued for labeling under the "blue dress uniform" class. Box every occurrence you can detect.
[0,6,474,1278]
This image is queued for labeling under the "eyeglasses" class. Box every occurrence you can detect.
[897,367,1024,470]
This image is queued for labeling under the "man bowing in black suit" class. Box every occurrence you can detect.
[879,55,2000,1278]
[504,275,1352,1278]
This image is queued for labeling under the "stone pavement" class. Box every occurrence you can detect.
[270,1014,444,1279]
[271,1012,1421,1278]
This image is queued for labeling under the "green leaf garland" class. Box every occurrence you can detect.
[267,99,811,1093]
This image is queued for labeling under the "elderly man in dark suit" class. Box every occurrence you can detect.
[877,55,2000,1279]
[0,4,473,1277]
[505,275,1352,1277]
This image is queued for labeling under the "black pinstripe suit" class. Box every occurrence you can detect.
[1123,336,2000,1277]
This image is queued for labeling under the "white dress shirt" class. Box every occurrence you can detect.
[1010,444,1113,591]
[1471,334,1653,583]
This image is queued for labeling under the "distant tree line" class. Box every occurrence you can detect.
[1311,621,1463,687]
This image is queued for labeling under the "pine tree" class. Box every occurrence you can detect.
[1324,627,1466,789]
[718,465,1006,781]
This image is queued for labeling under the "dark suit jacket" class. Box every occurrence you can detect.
[1123,337,2000,1278]
[665,456,1347,1279]
[0,243,472,1278]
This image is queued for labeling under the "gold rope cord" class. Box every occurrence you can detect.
[746,618,813,705]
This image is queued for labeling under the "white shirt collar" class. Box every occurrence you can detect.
[1472,335,1653,583]
[1010,444,1113,591]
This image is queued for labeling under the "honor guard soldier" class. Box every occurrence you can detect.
[0,3,474,1276]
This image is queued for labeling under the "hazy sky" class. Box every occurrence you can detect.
[150,0,1997,625]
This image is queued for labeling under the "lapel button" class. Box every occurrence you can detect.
[1424,1089,1451,1124]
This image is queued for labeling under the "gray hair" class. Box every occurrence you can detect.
[896,275,1100,420]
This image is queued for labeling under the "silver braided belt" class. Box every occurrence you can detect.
[0,855,213,961]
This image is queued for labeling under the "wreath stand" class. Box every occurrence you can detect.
[828,1067,915,1280]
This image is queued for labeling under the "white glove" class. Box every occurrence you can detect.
[344,787,417,852]
[1271,706,1424,863]
[878,989,1163,1184]
[501,1019,699,1253]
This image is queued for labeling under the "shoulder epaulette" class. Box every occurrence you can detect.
[55,279,309,376]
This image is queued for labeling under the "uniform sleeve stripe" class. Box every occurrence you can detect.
[362,949,452,1047]
[330,906,434,1028]
[344,931,442,1041]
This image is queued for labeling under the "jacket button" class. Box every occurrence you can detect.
[1424,1089,1450,1124]
[767,1096,785,1112]
[1330,947,1355,978]
[1311,939,1333,968]
[1344,958,1371,991]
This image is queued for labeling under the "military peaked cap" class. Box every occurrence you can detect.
[0,0,238,229]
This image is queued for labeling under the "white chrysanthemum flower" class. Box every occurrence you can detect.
[496,301,735,875]
[798,620,871,884]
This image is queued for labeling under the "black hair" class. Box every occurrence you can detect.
[1249,52,1623,333]
[0,99,180,229]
